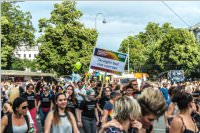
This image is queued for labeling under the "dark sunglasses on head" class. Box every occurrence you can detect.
[22,106,28,109]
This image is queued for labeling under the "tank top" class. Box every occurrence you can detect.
[52,114,72,133]
[12,121,28,133]
[178,115,200,133]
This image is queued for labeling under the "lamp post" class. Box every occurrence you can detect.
[127,31,134,73]
[95,13,107,30]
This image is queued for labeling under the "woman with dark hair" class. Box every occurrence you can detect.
[56,85,63,94]
[97,87,112,118]
[37,86,53,127]
[65,85,78,117]
[1,97,30,133]
[44,93,79,133]
[21,83,37,132]
[170,91,199,133]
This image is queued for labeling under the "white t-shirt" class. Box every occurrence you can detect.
[74,88,86,101]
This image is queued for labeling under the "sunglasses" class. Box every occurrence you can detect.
[22,106,28,110]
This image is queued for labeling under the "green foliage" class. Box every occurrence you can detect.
[1,2,35,69]
[11,58,38,71]
[151,28,200,75]
[119,22,200,76]
[36,0,98,75]
[119,36,146,71]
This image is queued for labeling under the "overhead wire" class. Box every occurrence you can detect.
[161,1,191,27]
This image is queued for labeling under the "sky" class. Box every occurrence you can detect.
[17,1,200,52]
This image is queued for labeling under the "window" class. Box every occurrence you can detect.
[24,54,26,58]
[18,54,21,57]
[29,54,31,58]
[34,54,36,58]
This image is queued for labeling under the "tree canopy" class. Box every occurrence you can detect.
[36,0,98,75]
[1,2,35,69]
[119,22,200,76]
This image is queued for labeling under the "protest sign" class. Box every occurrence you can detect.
[90,48,127,75]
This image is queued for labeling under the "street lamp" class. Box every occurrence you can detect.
[127,31,134,73]
[95,13,107,30]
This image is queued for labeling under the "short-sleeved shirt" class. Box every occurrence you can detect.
[74,88,86,101]
[21,92,36,109]
[79,100,97,118]
[103,101,113,122]
[67,98,78,117]
[160,88,169,101]
[40,94,52,108]
[98,96,110,109]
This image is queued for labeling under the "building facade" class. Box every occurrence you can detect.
[13,44,40,60]
[189,23,200,44]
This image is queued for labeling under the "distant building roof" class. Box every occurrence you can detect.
[1,70,56,77]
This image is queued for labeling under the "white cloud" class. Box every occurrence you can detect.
[17,1,200,51]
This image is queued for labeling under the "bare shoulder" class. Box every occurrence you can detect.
[1,115,8,124]
[68,111,75,119]
[46,110,54,118]
[1,115,8,128]
[171,116,183,128]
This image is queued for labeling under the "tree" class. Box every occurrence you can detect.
[11,58,38,71]
[119,36,146,72]
[1,2,35,69]
[36,0,98,75]
[151,28,200,76]
[119,22,200,76]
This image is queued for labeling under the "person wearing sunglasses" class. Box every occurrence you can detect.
[1,97,30,133]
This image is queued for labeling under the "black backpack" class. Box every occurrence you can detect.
[4,113,30,133]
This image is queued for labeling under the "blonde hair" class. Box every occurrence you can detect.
[8,87,20,104]
[185,85,193,94]
[137,87,167,117]
[113,96,141,123]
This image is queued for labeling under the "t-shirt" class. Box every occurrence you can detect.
[98,96,110,109]
[160,88,169,101]
[21,92,36,109]
[67,98,78,117]
[74,88,86,107]
[103,101,113,122]
[79,100,97,118]
[74,88,86,101]
[40,94,52,108]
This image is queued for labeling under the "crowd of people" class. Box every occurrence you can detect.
[1,77,200,133]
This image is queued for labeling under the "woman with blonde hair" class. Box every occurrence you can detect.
[100,96,142,133]
[100,87,167,133]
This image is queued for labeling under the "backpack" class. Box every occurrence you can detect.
[4,113,30,133]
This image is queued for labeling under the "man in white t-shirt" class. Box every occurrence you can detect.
[74,81,86,106]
